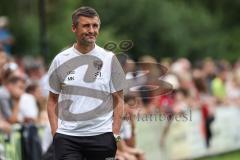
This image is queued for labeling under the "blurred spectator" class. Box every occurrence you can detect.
[0,16,14,54]
[125,58,136,80]
[26,82,48,125]
[172,88,190,113]
[157,73,180,112]
[0,63,38,124]
[0,64,24,124]
[226,72,240,105]
[24,56,49,97]
[211,64,227,103]
[0,51,8,85]
[157,73,179,147]
[201,58,216,93]
[122,95,138,147]
[171,58,191,87]
[19,90,39,123]
[138,85,156,114]
[116,95,145,160]
[159,58,172,70]
[139,55,160,85]
[24,57,45,81]
[0,112,11,133]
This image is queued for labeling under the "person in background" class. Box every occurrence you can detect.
[24,56,49,97]
[0,112,11,133]
[116,95,145,160]
[0,16,14,55]
[226,71,240,105]
[211,64,228,103]
[0,50,8,85]
[202,58,216,94]
[26,82,48,125]
[0,63,38,124]
[0,64,24,124]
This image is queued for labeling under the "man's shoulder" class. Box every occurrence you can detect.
[54,46,74,60]
[95,45,115,57]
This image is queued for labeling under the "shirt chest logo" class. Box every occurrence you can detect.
[66,70,75,81]
[93,60,103,80]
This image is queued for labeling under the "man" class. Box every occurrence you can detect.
[47,6,125,160]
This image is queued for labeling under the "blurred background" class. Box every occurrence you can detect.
[0,0,240,160]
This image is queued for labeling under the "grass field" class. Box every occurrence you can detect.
[197,150,240,160]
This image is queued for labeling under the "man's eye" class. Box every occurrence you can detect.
[83,24,90,28]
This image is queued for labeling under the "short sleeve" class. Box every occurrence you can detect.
[110,55,126,93]
[46,57,62,94]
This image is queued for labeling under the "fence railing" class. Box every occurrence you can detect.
[0,124,22,160]
[0,124,45,160]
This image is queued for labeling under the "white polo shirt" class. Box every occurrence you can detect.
[47,44,125,136]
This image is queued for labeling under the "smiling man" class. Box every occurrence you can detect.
[46,6,125,160]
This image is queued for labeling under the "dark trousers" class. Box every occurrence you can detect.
[53,132,117,160]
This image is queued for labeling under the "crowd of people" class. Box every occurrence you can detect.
[121,55,240,150]
[1,46,240,159]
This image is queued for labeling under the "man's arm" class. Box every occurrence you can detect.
[112,90,124,135]
[47,92,59,136]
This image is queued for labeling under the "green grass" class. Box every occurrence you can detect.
[197,150,240,160]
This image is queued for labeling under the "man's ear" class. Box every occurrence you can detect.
[72,24,76,33]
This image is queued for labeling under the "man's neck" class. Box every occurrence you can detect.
[75,42,95,54]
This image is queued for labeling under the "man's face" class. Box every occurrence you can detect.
[72,16,100,45]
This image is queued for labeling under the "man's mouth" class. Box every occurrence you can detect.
[87,35,95,39]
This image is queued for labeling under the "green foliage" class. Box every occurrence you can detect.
[0,0,40,56]
[82,0,240,61]
[1,0,240,62]
[197,150,240,160]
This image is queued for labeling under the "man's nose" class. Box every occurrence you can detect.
[88,25,94,33]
